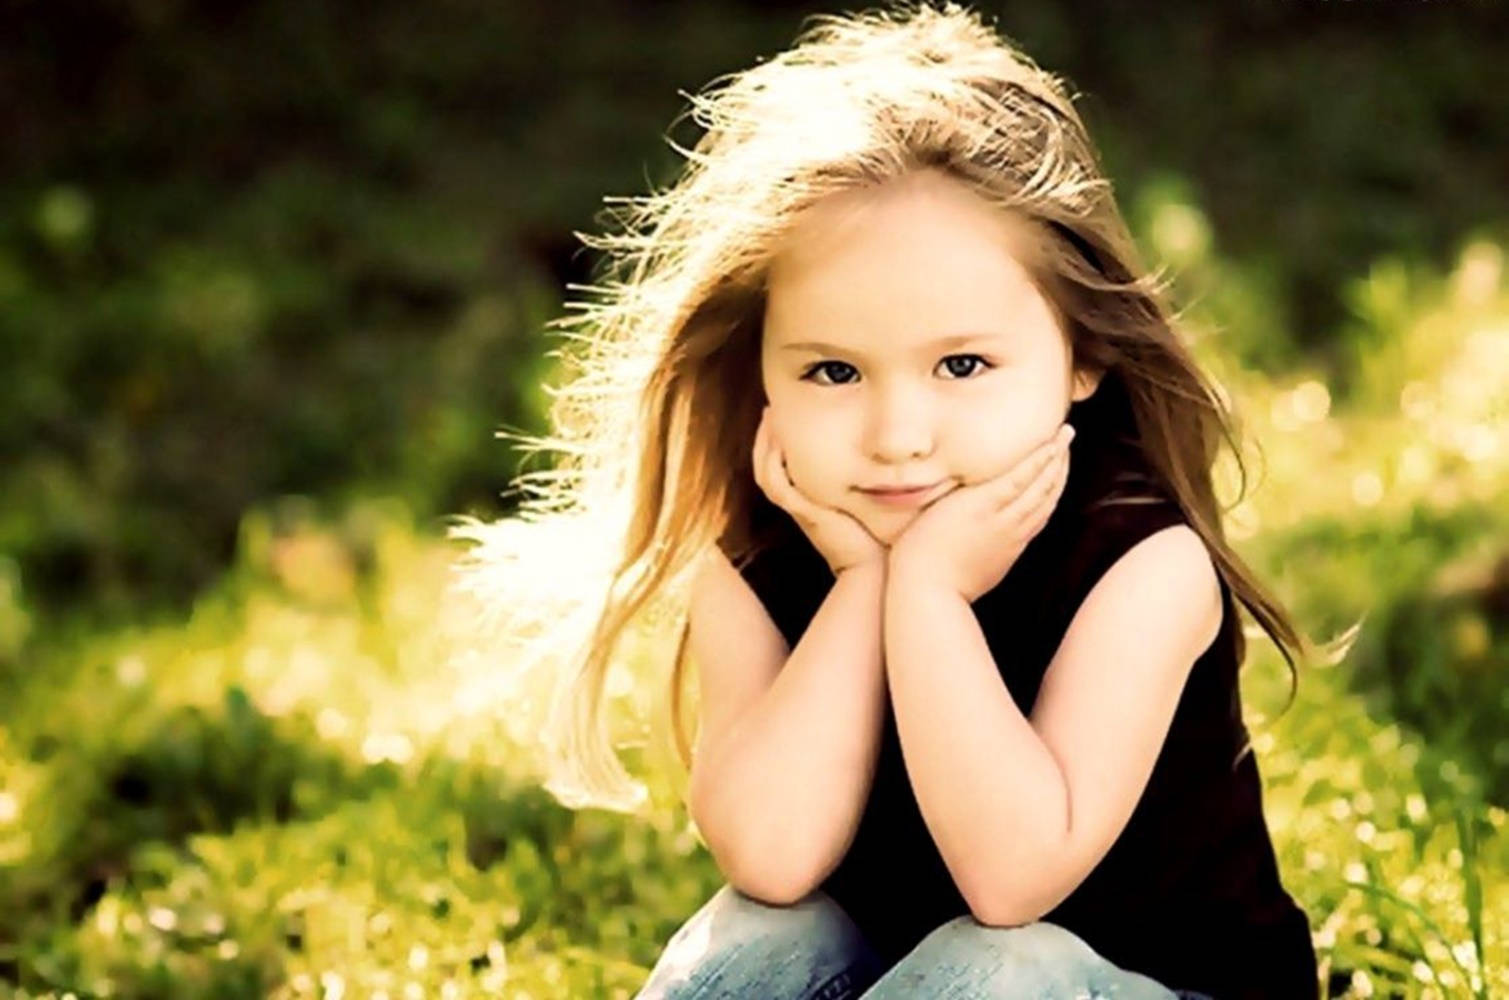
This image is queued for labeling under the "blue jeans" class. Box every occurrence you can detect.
[635,884,1218,999]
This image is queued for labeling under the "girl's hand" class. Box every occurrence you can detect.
[888,424,1075,602]
[752,406,887,577]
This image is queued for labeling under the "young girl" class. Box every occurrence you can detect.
[448,3,1347,997]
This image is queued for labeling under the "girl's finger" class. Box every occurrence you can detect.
[1040,448,1071,511]
[757,418,805,515]
[1023,448,1066,512]
[756,421,782,498]
[995,435,1069,511]
[1026,459,1070,535]
[992,429,1069,502]
[749,415,768,487]
[754,413,790,509]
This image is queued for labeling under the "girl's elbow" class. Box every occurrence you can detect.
[727,842,825,906]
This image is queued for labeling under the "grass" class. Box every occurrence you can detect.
[2,241,1507,998]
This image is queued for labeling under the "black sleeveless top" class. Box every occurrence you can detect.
[734,376,1318,999]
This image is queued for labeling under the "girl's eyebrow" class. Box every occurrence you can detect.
[779,331,1005,357]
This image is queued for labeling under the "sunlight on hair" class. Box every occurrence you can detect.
[441,0,1350,810]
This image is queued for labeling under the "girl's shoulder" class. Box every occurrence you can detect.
[1077,493,1191,571]
[1039,492,1191,606]
[1056,427,1190,576]
[1012,429,1217,636]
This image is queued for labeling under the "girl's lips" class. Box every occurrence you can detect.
[858,481,945,506]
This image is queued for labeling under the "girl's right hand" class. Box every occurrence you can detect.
[752,406,887,577]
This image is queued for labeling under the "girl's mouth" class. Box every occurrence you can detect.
[857,481,945,506]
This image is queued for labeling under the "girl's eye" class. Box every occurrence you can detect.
[799,354,994,385]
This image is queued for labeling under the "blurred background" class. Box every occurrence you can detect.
[2,1,1507,997]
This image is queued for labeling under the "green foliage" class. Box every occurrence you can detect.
[6,246,1509,992]
[5,479,1507,996]
[0,163,555,620]
[3,0,1508,624]
[1,231,1507,1000]
[2,3,1508,997]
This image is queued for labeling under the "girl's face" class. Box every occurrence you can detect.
[760,170,1100,546]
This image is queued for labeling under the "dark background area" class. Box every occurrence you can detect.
[2,0,1505,617]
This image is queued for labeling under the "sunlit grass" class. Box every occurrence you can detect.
[2,239,1506,998]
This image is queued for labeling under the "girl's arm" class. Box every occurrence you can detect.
[884,525,1221,925]
[688,552,888,905]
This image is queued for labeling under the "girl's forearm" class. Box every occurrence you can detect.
[690,558,888,904]
[882,560,1069,924]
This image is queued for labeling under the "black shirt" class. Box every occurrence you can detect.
[733,379,1319,999]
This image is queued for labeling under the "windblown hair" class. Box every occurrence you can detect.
[446,1,1350,814]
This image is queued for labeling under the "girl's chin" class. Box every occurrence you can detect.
[854,510,918,542]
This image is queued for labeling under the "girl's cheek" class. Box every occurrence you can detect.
[775,425,819,479]
[784,447,829,501]
[769,409,802,461]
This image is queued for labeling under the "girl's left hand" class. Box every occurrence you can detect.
[889,423,1075,603]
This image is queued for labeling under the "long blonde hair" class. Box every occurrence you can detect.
[446,1,1347,814]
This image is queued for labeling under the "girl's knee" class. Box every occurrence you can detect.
[701,883,862,946]
[917,916,1100,970]
[635,883,881,999]
[863,918,1176,1000]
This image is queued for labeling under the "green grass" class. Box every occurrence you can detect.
[3,246,1507,998]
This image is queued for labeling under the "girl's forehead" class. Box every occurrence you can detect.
[785,168,1038,237]
[764,189,1059,348]
[769,174,1048,293]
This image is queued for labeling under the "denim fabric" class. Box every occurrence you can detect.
[635,883,1200,999]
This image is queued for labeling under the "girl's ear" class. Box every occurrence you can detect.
[1070,366,1104,403]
